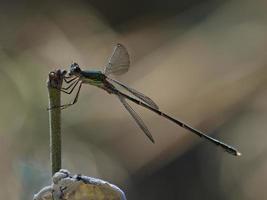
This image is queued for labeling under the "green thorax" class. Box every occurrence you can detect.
[80,70,106,86]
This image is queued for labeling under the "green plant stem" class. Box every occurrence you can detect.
[47,70,64,175]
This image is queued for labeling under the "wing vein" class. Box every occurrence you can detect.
[117,94,155,143]
[108,77,159,110]
[104,44,130,75]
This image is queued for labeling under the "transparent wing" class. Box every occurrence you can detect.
[108,77,159,110]
[117,94,155,143]
[104,43,130,75]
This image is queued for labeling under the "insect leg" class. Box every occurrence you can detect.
[59,82,82,110]
[47,81,81,110]
[63,76,78,84]
[62,79,79,90]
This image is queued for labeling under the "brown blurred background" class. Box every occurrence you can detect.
[1,0,267,199]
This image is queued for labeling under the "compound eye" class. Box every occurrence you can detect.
[70,62,78,69]
[74,66,80,72]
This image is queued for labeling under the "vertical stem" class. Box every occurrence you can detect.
[47,70,65,175]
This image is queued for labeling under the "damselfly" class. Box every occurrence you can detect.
[57,44,241,156]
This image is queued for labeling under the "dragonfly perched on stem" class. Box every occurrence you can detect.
[54,43,241,156]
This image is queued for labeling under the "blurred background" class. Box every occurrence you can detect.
[0,0,267,199]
